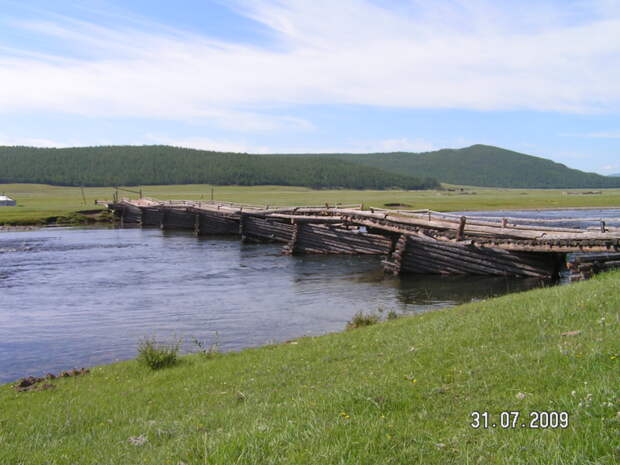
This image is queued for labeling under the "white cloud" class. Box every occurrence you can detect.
[0,0,619,128]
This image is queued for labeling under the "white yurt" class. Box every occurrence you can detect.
[0,195,16,206]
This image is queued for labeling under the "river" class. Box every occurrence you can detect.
[1,207,618,383]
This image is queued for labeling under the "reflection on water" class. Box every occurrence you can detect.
[1,227,549,383]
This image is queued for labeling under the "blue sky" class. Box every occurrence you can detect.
[0,0,619,174]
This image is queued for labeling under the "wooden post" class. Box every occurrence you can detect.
[385,234,407,275]
[456,216,467,241]
[194,213,201,236]
[160,208,167,230]
[239,213,246,242]
[284,223,300,255]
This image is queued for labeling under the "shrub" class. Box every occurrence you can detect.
[191,335,220,360]
[346,312,380,330]
[137,337,181,370]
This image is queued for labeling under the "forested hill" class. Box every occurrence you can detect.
[310,145,620,189]
[0,146,438,190]
[1,144,616,189]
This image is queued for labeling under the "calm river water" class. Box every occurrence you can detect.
[1,207,618,384]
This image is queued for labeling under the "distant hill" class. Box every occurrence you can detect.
[609,173,620,177]
[306,145,620,189]
[0,145,437,190]
[1,144,616,190]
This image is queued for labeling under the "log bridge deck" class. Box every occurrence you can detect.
[102,198,620,280]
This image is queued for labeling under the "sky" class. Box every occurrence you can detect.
[0,0,619,174]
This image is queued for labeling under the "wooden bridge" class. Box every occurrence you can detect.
[101,198,620,281]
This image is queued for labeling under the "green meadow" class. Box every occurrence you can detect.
[2,183,620,225]
[1,271,618,464]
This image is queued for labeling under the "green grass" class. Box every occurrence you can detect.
[1,271,618,464]
[2,183,620,225]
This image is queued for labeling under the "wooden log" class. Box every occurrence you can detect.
[242,216,295,243]
[141,207,163,227]
[161,208,195,230]
[196,211,240,235]
[570,252,620,264]
[119,204,142,224]
[383,234,408,275]
[409,241,539,276]
[406,242,550,277]
[266,214,344,224]
[292,224,392,255]
[475,240,619,253]
[412,237,559,272]
[400,236,558,278]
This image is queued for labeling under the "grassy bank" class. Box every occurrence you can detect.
[2,183,620,225]
[1,272,618,464]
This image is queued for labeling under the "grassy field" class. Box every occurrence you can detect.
[1,271,618,464]
[1,183,620,225]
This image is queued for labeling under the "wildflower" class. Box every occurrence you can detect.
[516,392,526,400]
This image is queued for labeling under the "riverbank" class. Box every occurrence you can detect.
[2,183,620,225]
[1,271,617,464]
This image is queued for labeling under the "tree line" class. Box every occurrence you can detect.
[0,145,439,190]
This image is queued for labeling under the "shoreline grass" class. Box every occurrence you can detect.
[1,271,618,464]
[1,183,619,225]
